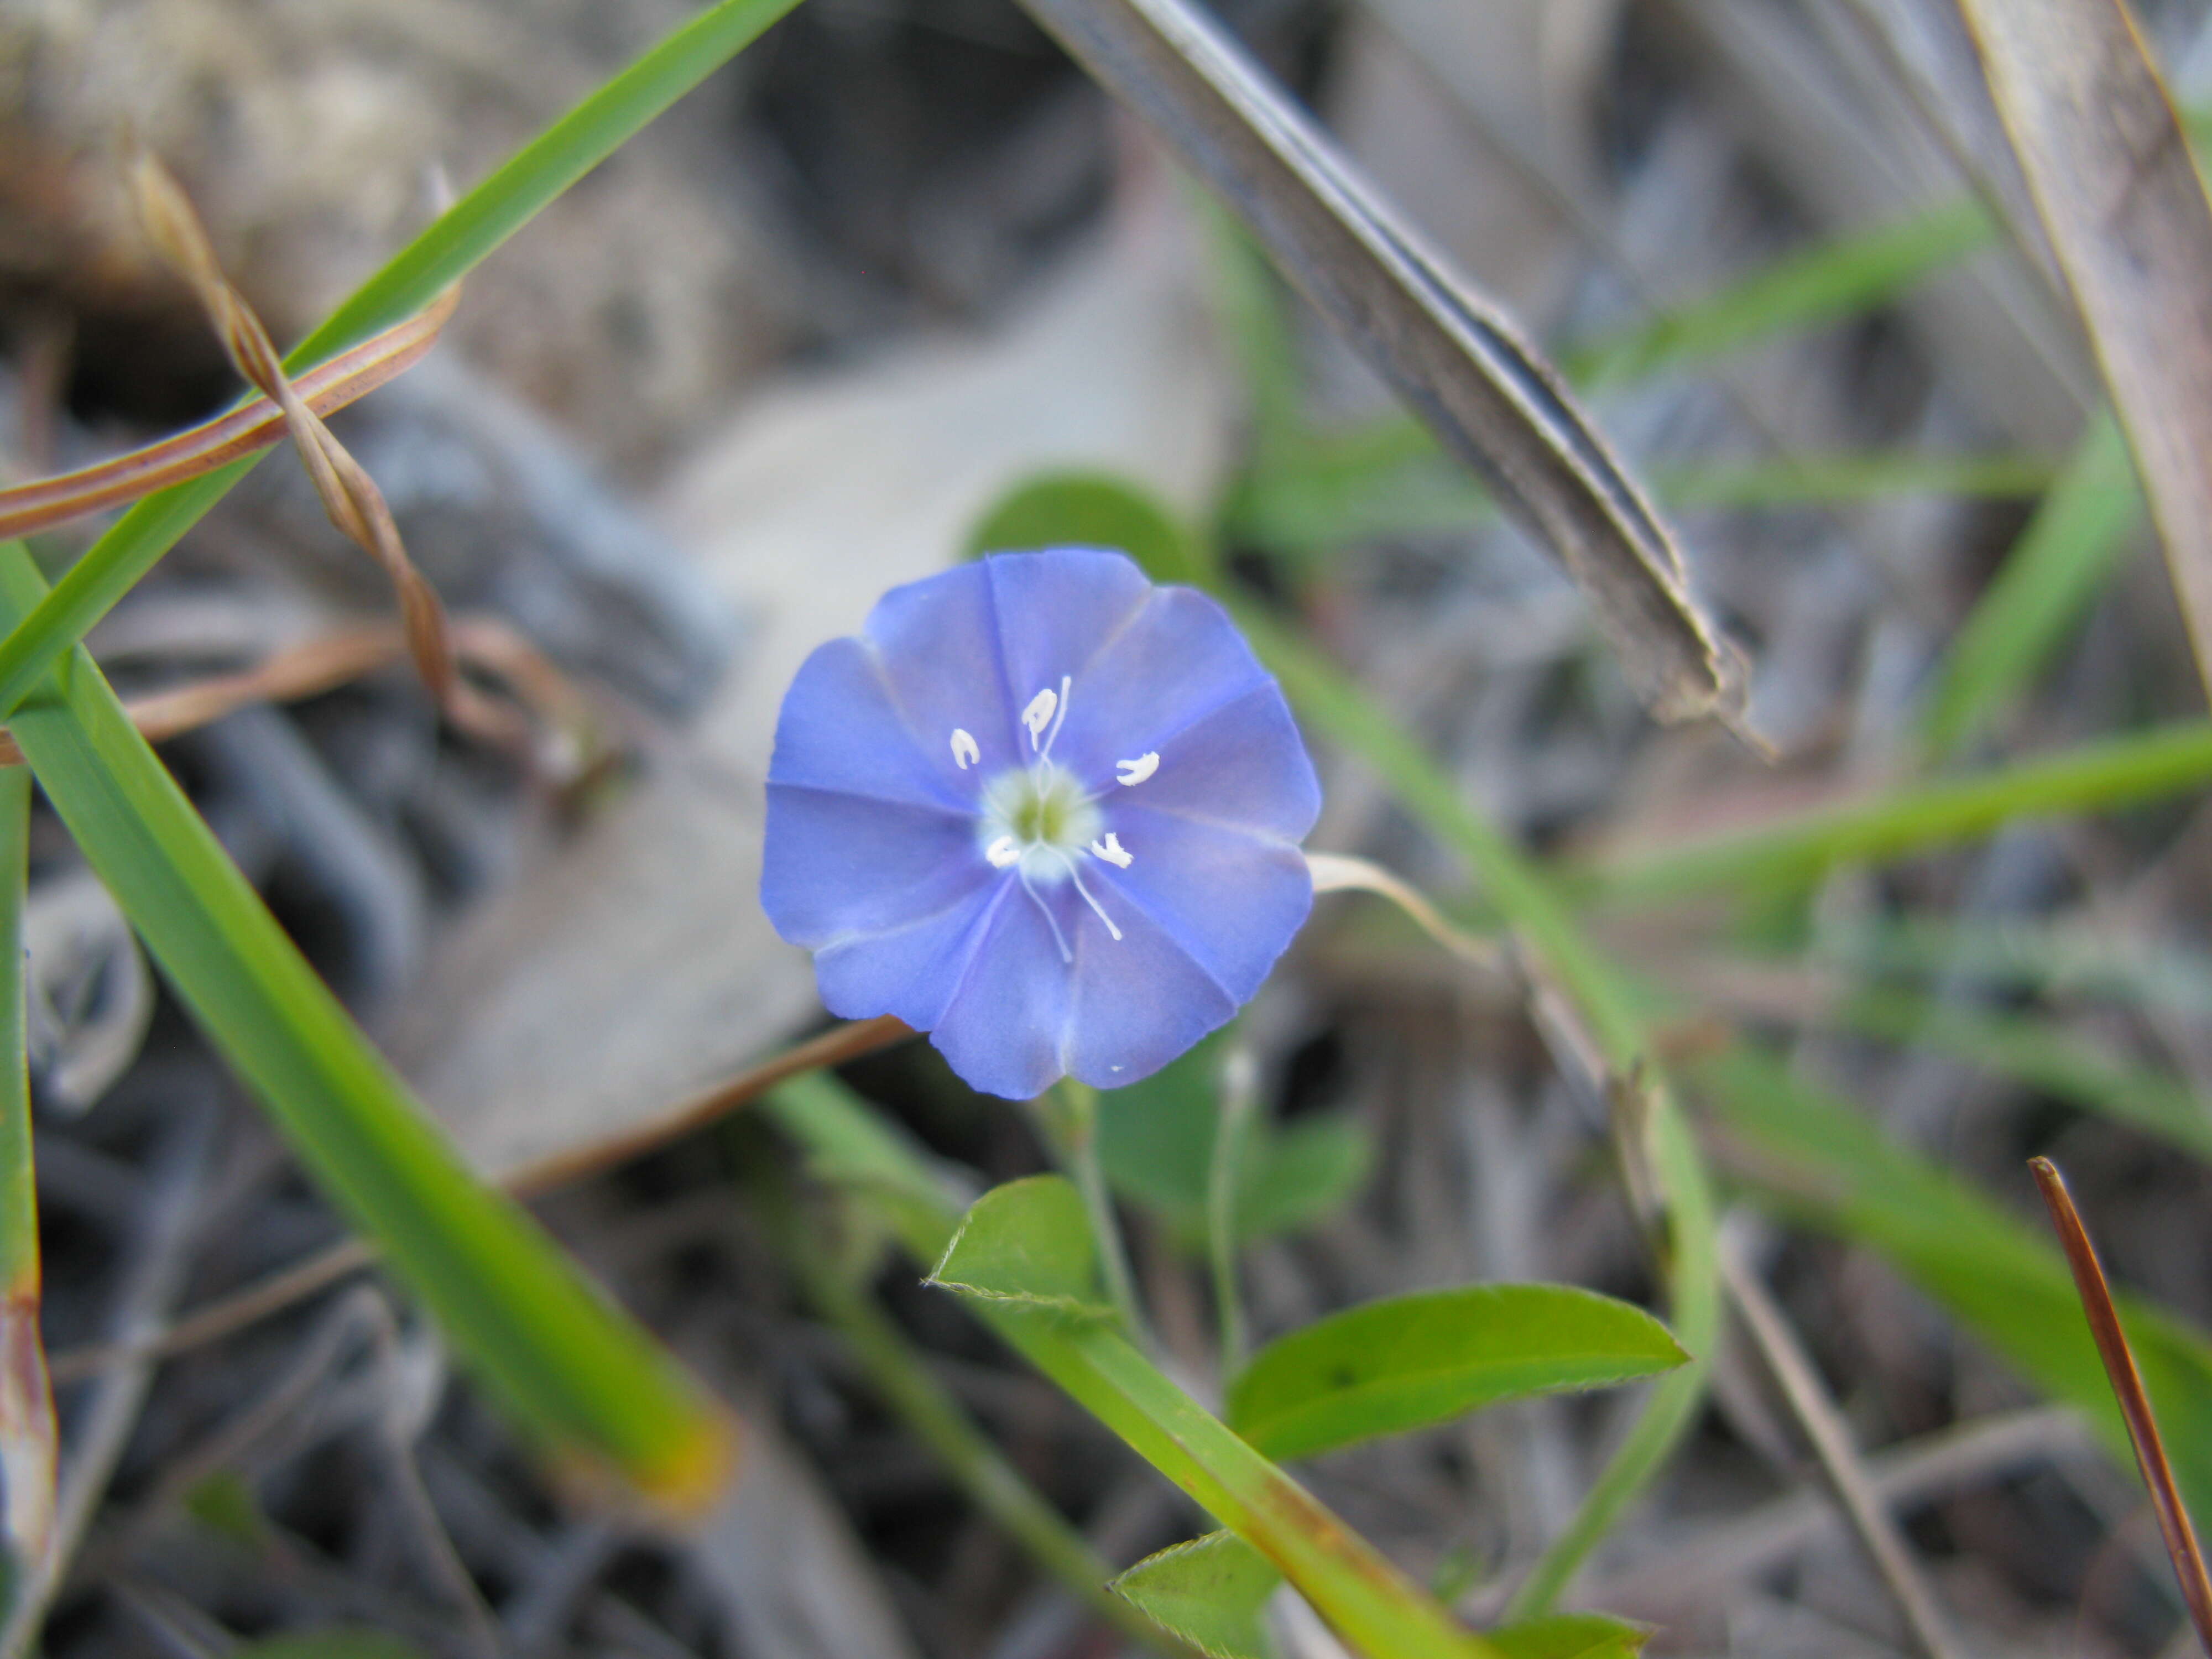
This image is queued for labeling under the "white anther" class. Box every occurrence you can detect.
[1115,752,1159,786]
[1089,833,1132,868]
[984,835,1020,869]
[950,728,980,770]
[1021,686,1058,749]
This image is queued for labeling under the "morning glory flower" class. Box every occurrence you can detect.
[761,548,1321,1099]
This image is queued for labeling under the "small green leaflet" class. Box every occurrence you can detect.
[1228,1285,1688,1462]
[1111,1530,1280,1659]
[926,1175,1115,1320]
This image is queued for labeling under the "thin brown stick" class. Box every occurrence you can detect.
[1718,1217,1968,1659]
[2031,1156,2212,1657]
[505,1015,915,1195]
[0,615,598,773]
[43,1016,919,1381]
[44,1239,374,1387]
[0,292,457,542]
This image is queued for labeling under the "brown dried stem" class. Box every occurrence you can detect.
[2030,1156,2212,1657]
[1717,1216,1968,1659]
[0,615,601,777]
[0,292,457,542]
[128,152,525,756]
[44,1016,919,1381]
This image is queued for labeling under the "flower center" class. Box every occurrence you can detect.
[979,765,1101,879]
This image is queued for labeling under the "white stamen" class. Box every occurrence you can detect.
[1115,752,1159,786]
[1054,849,1124,942]
[1021,686,1058,749]
[984,835,1020,869]
[1040,674,1072,757]
[1089,832,1132,868]
[951,728,980,770]
[1018,865,1073,963]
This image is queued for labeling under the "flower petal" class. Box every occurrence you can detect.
[1104,681,1321,843]
[761,784,991,945]
[864,561,1026,780]
[813,877,1006,1033]
[930,881,1076,1099]
[1089,806,1313,1000]
[981,549,1152,741]
[768,638,971,812]
[1061,886,1241,1090]
[1050,585,1274,789]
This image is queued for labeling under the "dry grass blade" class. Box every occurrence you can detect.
[127,152,528,756]
[0,1291,55,1595]
[1013,0,1746,727]
[2030,1156,2212,1657]
[0,291,457,542]
[1954,0,2212,700]
[0,617,601,776]
[1305,850,1504,972]
[503,1015,915,1194]
[1718,1218,1966,1659]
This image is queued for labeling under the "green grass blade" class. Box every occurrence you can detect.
[1228,445,2056,557]
[1563,199,1998,387]
[1810,914,2212,1020]
[0,763,50,1606]
[0,0,804,724]
[1837,985,2212,1163]
[1576,719,2212,906]
[1919,410,2141,759]
[1699,1046,2212,1522]
[0,541,732,1506]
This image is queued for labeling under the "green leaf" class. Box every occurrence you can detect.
[0,0,805,724]
[1097,1032,1375,1245]
[769,1076,1506,1659]
[1227,1285,1687,1462]
[1486,1613,1648,1659]
[926,1175,1114,1320]
[0,542,732,1507]
[1700,1045,2212,1521]
[964,470,1214,586]
[1238,1113,1375,1241]
[1110,1531,1280,1659]
[1920,409,2141,759]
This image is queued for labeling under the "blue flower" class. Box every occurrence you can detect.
[761,548,1321,1099]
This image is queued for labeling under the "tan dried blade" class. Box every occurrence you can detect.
[1955,0,2212,701]
[0,293,457,542]
[2030,1156,2212,1656]
[127,152,528,755]
[1013,0,1746,727]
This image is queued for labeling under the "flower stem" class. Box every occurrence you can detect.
[1041,1081,1149,1347]
[1207,1047,1258,1376]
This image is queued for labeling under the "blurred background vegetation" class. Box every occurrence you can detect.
[8,0,2212,1655]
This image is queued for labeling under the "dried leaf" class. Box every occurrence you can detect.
[1956,0,2212,698]
[1012,0,1746,726]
